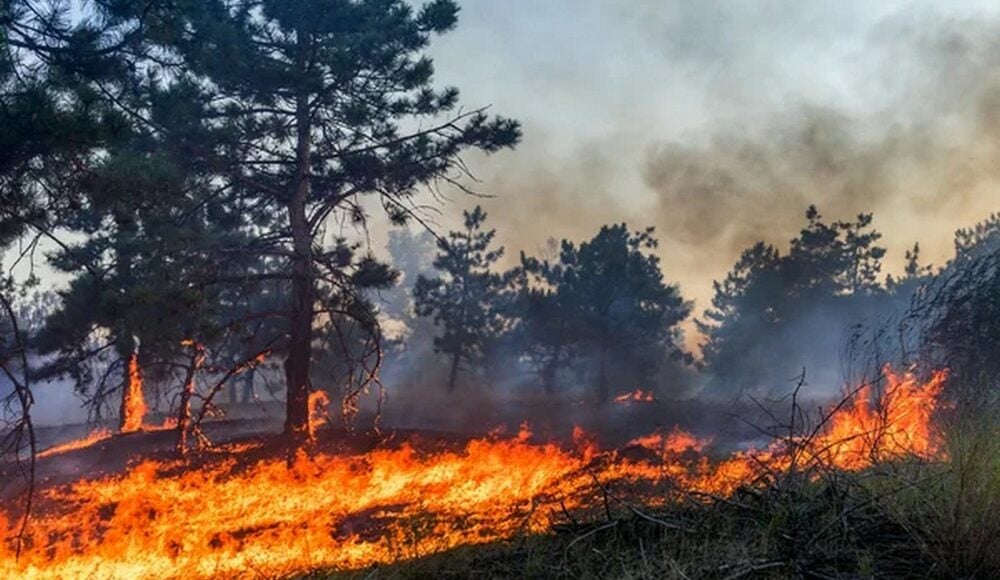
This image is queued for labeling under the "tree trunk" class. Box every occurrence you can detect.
[447,350,461,392]
[175,343,204,455]
[113,211,145,432]
[242,367,256,403]
[114,335,134,428]
[117,341,145,433]
[542,345,561,395]
[284,32,315,438]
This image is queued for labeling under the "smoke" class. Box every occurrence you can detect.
[430,1,1000,318]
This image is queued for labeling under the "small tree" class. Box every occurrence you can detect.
[525,225,692,403]
[510,257,575,394]
[697,242,785,392]
[886,242,933,297]
[414,206,508,391]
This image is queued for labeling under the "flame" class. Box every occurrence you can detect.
[629,427,710,455]
[814,367,947,469]
[1,367,945,578]
[38,428,113,458]
[614,389,656,404]
[38,419,182,460]
[119,352,147,434]
[308,390,331,438]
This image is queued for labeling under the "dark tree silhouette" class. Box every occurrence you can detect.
[414,206,509,392]
[700,206,888,394]
[511,253,578,394]
[913,214,1000,414]
[523,225,692,403]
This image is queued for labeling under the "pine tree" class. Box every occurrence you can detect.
[955,213,1000,262]
[838,213,887,294]
[95,0,520,436]
[700,206,889,394]
[513,252,577,394]
[524,225,692,403]
[697,242,784,390]
[414,206,509,391]
[1,0,168,425]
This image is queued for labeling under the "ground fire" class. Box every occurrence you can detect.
[0,368,945,579]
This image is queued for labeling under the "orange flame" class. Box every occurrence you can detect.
[1,366,946,578]
[614,389,656,404]
[308,390,331,438]
[119,352,147,433]
[38,428,113,458]
[815,367,947,469]
[629,427,710,455]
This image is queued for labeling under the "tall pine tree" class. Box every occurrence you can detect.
[96,0,520,435]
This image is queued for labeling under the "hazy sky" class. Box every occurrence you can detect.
[421,0,1000,338]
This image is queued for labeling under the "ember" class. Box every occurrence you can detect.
[614,390,657,404]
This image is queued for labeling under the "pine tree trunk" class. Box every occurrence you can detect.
[117,337,142,432]
[176,370,195,454]
[447,350,461,392]
[285,193,313,436]
[113,211,144,432]
[284,252,313,436]
[284,32,315,439]
[175,344,204,455]
[242,367,256,403]
[542,345,561,395]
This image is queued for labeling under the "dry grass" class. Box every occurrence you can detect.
[312,461,995,579]
[309,383,1000,580]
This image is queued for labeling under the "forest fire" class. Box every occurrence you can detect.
[0,368,945,579]
[5,2,1000,577]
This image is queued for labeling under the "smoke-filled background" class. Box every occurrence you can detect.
[424,0,1000,336]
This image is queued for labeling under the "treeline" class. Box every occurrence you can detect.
[401,207,692,403]
[390,206,1000,405]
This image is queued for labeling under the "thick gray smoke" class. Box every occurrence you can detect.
[429,2,1000,316]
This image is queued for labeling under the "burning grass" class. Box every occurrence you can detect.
[323,423,1000,580]
[1,368,971,579]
